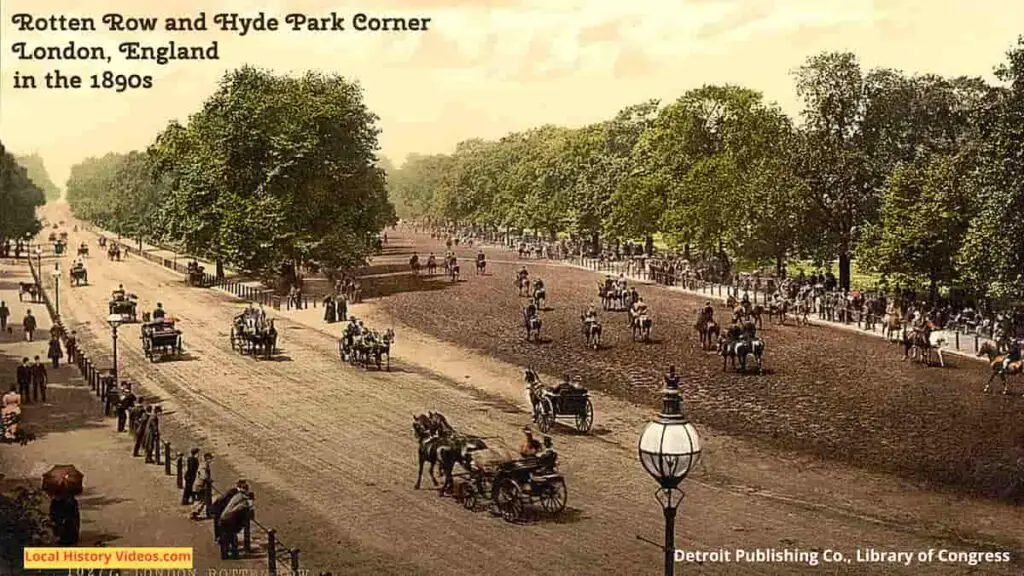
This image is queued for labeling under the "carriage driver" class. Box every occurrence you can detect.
[152,303,166,321]
[343,316,359,348]
[519,426,542,458]
[537,435,558,473]
[112,284,126,299]
[700,301,714,322]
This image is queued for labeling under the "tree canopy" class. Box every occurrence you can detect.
[388,38,1024,301]
[66,66,396,279]
[13,153,60,202]
[0,141,46,238]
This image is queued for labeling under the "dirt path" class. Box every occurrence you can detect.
[37,204,1024,575]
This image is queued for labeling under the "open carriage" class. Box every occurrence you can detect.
[525,370,594,434]
[69,264,88,286]
[141,319,183,361]
[453,454,567,522]
[98,236,107,248]
[107,243,122,261]
[230,312,277,359]
[186,262,206,287]
[108,294,138,322]
[53,240,66,256]
[339,328,395,370]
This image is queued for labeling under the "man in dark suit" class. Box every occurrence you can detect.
[16,358,31,403]
[182,448,200,505]
[144,406,162,463]
[116,382,136,432]
[211,480,248,544]
[30,356,47,403]
[133,406,152,456]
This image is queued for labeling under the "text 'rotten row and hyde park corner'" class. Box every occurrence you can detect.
[11,12,432,35]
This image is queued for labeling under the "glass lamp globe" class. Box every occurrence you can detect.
[638,418,702,490]
[107,313,123,329]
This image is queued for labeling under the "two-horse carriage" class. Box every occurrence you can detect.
[108,294,138,322]
[107,243,122,261]
[452,455,568,523]
[339,328,395,370]
[69,264,88,286]
[17,282,40,302]
[97,236,107,248]
[140,319,183,361]
[229,312,277,359]
[186,262,205,286]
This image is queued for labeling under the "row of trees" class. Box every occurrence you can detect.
[389,39,1024,301]
[0,140,46,239]
[66,66,396,281]
[14,154,61,202]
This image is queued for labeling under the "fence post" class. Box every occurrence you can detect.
[164,443,172,474]
[176,453,184,488]
[290,549,299,574]
[974,333,979,352]
[955,331,960,350]
[267,529,278,576]
[243,513,252,554]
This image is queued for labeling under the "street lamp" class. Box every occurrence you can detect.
[51,265,61,318]
[107,313,123,382]
[638,374,702,576]
[35,245,42,271]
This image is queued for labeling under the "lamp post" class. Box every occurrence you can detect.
[638,373,702,576]
[51,265,61,318]
[107,313,123,382]
[35,245,42,272]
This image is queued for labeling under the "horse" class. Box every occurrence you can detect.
[741,338,766,373]
[409,254,420,274]
[902,322,945,366]
[977,342,1022,395]
[426,257,437,275]
[413,411,455,489]
[598,284,617,311]
[882,312,904,343]
[475,256,486,275]
[792,298,811,326]
[368,328,396,370]
[697,318,720,351]
[750,305,764,329]
[632,313,652,342]
[107,244,121,261]
[533,286,546,309]
[767,300,788,324]
[720,335,749,372]
[580,315,602,350]
[525,313,542,342]
[517,276,531,297]
[447,260,460,282]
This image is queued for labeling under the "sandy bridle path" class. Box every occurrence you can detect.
[37,204,1023,575]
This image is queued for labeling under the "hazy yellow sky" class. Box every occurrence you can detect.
[1,0,1022,187]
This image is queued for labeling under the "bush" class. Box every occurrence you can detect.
[0,485,54,573]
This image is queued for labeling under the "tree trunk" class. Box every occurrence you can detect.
[775,255,786,278]
[838,251,851,292]
[644,235,654,256]
[215,258,224,280]
[590,231,600,256]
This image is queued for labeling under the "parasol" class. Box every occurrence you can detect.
[42,464,84,497]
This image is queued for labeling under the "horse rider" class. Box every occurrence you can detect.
[534,278,545,294]
[518,266,529,283]
[603,275,614,291]
[741,292,751,310]
[524,298,539,329]
[700,301,714,323]
[343,317,359,350]
[476,249,485,265]
[1003,338,1022,373]
[583,305,598,328]
[631,297,649,319]
[152,303,166,321]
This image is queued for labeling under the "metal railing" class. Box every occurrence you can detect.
[26,255,304,575]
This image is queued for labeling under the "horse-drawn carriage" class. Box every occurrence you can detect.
[453,455,568,522]
[76,242,88,258]
[525,369,594,433]
[69,263,87,286]
[98,236,107,248]
[186,261,205,286]
[107,243,122,261]
[17,282,39,302]
[230,311,277,359]
[339,328,395,370]
[108,293,138,322]
[53,239,66,256]
[140,319,183,361]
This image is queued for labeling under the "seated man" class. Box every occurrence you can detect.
[112,284,126,300]
[519,427,542,459]
[1003,339,1022,372]
[548,373,571,395]
[152,303,166,320]
[537,436,558,473]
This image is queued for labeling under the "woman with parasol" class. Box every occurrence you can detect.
[1,385,22,440]
[42,465,83,545]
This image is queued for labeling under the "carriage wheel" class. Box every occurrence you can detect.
[538,478,567,514]
[576,399,594,433]
[538,397,555,433]
[494,480,524,522]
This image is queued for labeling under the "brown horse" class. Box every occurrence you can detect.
[413,411,455,489]
[977,342,1022,395]
[696,317,720,350]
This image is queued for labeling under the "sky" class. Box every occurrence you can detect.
[1,0,1022,188]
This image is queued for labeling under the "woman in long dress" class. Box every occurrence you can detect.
[2,385,22,440]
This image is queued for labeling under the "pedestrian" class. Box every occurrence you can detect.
[47,335,63,369]
[211,479,245,543]
[103,376,119,417]
[16,357,31,404]
[116,382,136,432]
[0,300,9,332]
[65,330,77,363]
[133,406,151,457]
[23,309,37,341]
[49,494,80,545]
[218,487,253,560]
[30,356,47,403]
[181,448,200,505]
[190,453,215,519]
[2,385,23,440]
[144,406,162,463]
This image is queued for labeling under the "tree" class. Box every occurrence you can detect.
[150,66,396,280]
[0,140,45,238]
[13,153,61,201]
[0,487,54,573]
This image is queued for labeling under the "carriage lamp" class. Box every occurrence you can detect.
[51,267,61,318]
[107,314,123,382]
[638,376,702,576]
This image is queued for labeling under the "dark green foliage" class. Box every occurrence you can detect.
[0,141,46,238]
